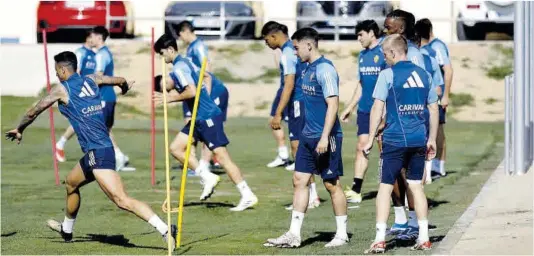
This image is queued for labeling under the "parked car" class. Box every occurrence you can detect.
[164,1,256,40]
[456,1,514,40]
[37,1,134,43]
[297,1,393,39]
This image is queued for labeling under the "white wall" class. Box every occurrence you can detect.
[0,0,39,44]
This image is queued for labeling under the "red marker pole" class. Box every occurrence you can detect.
[151,27,156,186]
[42,29,60,186]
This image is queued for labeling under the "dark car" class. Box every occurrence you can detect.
[297,1,392,39]
[164,1,256,40]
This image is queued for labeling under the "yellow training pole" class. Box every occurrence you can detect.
[176,57,208,248]
[161,58,173,256]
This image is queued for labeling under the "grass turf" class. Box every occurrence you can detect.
[1,96,503,255]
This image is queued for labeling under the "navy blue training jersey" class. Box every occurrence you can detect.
[357,44,387,113]
[95,46,116,102]
[280,40,307,101]
[372,61,438,147]
[75,46,96,77]
[301,56,342,138]
[58,74,113,153]
[187,38,209,69]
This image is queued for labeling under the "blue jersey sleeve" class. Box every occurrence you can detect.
[170,62,195,92]
[281,47,297,75]
[372,69,393,101]
[430,56,444,87]
[317,63,339,98]
[432,41,451,66]
[95,50,111,73]
[75,48,84,69]
[193,43,209,66]
[427,73,438,104]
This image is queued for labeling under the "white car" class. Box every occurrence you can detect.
[457,1,515,40]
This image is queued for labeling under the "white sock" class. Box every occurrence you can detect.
[418,219,429,242]
[375,222,387,242]
[236,181,254,198]
[432,159,439,171]
[278,146,289,160]
[394,206,407,224]
[439,160,446,175]
[62,216,75,234]
[425,160,432,182]
[115,148,124,160]
[199,159,210,170]
[408,211,419,227]
[56,136,67,149]
[335,215,348,238]
[289,210,304,238]
[196,166,214,180]
[148,215,169,236]
[309,182,318,201]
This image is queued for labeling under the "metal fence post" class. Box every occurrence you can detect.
[105,1,110,31]
[219,2,226,41]
[524,1,531,168]
[513,1,526,175]
[505,75,511,175]
[531,1,534,168]
[334,1,339,42]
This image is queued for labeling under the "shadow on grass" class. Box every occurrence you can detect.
[428,198,450,209]
[300,232,353,247]
[46,233,165,250]
[184,201,235,208]
[182,233,230,247]
[393,235,445,248]
[362,191,378,201]
[1,232,17,237]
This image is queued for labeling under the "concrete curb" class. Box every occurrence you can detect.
[432,160,505,255]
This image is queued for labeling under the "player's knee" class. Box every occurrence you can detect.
[323,178,340,192]
[169,143,185,157]
[213,147,229,163]
[113,194,132,211]
[292,174,308,188]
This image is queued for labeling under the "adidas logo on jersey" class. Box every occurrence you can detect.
[326,170,333,175]
[402,71,425,88]
[79,81,96,97]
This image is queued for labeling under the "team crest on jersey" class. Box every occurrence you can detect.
[374,55,379,63]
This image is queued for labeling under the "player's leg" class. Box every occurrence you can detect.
[55,126,76,162]
[267,91,290,168]
[103,101,133,171]
[396,169,420,241]
[345,111,371,203]
[436,123,447,176]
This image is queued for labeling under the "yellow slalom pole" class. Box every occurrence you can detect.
[176,57,208,248]
[161,58,173,256]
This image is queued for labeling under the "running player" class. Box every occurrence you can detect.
[363,34,438,253]
[264,28,348,248]
[5,51,177,250]
[415,18,453,178]
[340,20,387,204]
[261,21,321,210]
[153,34,258,211]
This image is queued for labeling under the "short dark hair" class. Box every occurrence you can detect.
[54,51,77,71]
[154,33,178,53]
[91,26,109,41]
[386,9,416,41]
[261,21,288,36]
[176,20,195,33]
[355,20,380,37]
[291,27,319,47]
[415,18,433,40]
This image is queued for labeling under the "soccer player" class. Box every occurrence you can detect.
[261,21,321,210]
[55,30,96,162]
[340,20,387,204]
[415,18,453,178]
[5,51,177,250]
[173,20,229,170]
[363,34,438,253]
[153,34,258,211]
[264,28,348,248]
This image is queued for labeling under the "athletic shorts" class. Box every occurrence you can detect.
[183,88,229,122]
[356,111,370,136]
[295,135,343,180]
[439,105,446,124]
[270,88,289,121]
[180,113,229,150]
[101,101,116,129]
[288,99,304,141]
[79,146,116,182]
[380,143,426,185]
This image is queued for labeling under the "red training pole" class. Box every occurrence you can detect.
[150,27,156,186]
[42,29,60,186]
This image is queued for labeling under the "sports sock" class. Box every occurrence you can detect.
[335,215,348,238]
[394,206,407,224]
[408,210,419,227]
[432,159,439,171]
[352,178,363,193]
[56,136,67,149]
[289,210,304,238]
[309,182,318,201]
[425,161,433,181]
[375,222,387,242]
[278,146,289,160]
[418,220,429,242]
[148,215,169,236]
[62,216,75,234]
[439,160,446,175]
[199,159,210,170]
[236,181,253,198]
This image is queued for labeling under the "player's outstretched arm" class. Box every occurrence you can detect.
[340,81,362,122]
[271,74,295,129]
[5,85,67,144]
[87,74,134,95]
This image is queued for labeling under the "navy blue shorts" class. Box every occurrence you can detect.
[380,143,426,185]
[288,100,304,141]
[295,136,343,180]
[79,147,116,182]
[183,88,229,122]
[102,101,116,129]
[270,88,289,120]
[180,113,229,150]
[439,105,446,124]
[356,111,370,136]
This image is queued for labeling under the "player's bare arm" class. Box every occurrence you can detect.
[316,96,339,154]
[441,64,453,108]
[5,85,68,144]
[426,102,439,159]
[271,74,295,130]
[364,99,385,154]
[340,81,362,122]
[86,74,134,95]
